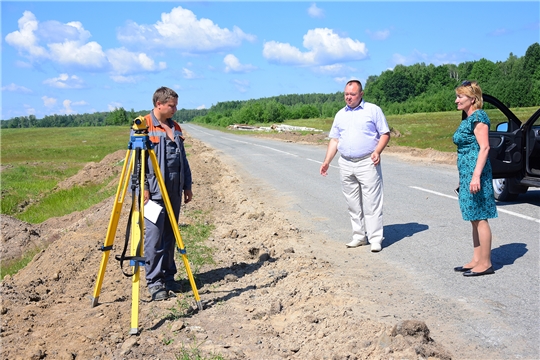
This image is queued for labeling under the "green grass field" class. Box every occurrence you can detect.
[282,106,538,153]
[1,126,130,219]
[1,105,536,221]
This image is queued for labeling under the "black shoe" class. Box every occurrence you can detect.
[463,266,495,277]
[149,284,169,301]
[454,266,472,272]
[165,281,183,293]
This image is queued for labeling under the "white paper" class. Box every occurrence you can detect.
[144,200,162,224]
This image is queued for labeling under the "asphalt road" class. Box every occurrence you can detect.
[183,123,540,359]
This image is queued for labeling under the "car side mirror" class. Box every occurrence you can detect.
[496,122,508,132]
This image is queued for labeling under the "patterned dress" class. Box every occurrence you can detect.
[452,109,498,221]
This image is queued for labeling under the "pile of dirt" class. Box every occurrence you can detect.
[0,133,454,359]
[55,150,127,191]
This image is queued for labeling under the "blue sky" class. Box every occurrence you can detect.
[1,1,539,120]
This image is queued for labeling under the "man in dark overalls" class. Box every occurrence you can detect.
[140,87,193,301]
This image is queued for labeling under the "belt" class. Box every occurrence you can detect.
[341,154,371,162]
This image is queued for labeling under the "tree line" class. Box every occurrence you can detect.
[2,42,538,129]
[194,42,539,126]
[0,107,208,129]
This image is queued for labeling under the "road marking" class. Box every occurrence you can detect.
[410,186,540,223]
[189,126,539,222]
[186,125,299,156]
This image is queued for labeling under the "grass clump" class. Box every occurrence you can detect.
[177,210,215,276]
[0,247,42,279]
[18,180,117,224]
[175,343,225,360]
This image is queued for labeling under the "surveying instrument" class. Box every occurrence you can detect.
[90,116,202,335]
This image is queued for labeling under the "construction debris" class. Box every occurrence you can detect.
[228,124,323,132]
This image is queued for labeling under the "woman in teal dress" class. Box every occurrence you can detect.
[452,80,498,277]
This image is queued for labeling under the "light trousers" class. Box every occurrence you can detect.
[338,156,384,245]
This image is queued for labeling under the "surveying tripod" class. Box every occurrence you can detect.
[90,116,202,335]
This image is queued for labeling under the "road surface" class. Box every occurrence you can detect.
[183,123,540,360]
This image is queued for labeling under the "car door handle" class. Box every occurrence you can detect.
[490,135,505,148]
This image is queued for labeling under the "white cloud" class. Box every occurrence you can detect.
[223,54,257,73]
[392,53,409,66]
[42,96,57,107]
[117,6,256,53]
[48,40,108,69]
[308,3,325,18]
[106,47,167,75]
[61,99,74,114]
[182,68,199,79]
[15,60,32,68]
[489,28,510,36]
[334,77,348,84]
[110,75,143,83]
[43,73,85,89]
[24,104,36,116]
[108,102,122,111]
[366,29,390,41]
[314,64,356,75]
[232,79,250,93]
[5,11,166,76]
[391,49,466,67]
[50,99,88,115]
[1,83,32,93]
[196,105,206,110]
[5,11,48,58]
[263,28,368,67]
[5,11,107,69]
[40,20,91,43]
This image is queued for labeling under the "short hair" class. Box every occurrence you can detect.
[456,81,483,110]
[346,79,363,92]
[152,87,178,107]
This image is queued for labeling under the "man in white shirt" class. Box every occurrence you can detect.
[320,79,390,252]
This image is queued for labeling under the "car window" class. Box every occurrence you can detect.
[485,104,509,131]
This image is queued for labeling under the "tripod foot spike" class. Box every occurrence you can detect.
[129,328,139,335]
[90,296,99,308]
[196,301,204,311]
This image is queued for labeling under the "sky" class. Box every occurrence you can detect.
[1,1,539,120]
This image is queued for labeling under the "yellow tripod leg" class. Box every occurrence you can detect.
[91,150,134,307]
[129,209,142,335]
[130,149,147,334]
[148,150,203,310]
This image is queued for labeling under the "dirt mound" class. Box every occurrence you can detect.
[0,215,42,264]
[0,134,453,359]
[55,149,126,190]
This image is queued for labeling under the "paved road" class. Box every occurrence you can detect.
[183,123,540,359]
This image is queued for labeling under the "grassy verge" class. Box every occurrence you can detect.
[19,178,118,223]
[1,126,129,218]
[280,106,538,153]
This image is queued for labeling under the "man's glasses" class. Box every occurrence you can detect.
[461,80,472,86]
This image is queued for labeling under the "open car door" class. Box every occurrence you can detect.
[523,109,540,177]
[483,94,524,179]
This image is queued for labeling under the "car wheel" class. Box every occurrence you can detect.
[492,178,519,201]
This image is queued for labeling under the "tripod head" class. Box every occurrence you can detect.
[132,116,148,134]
